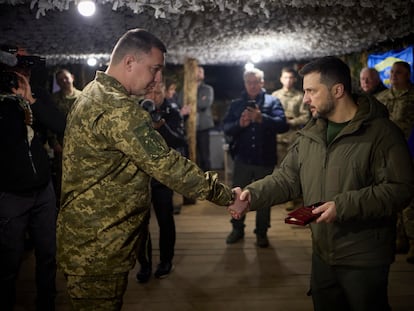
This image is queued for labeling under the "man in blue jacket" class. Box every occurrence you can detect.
[223,67,288,247]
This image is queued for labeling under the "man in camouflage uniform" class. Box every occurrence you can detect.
[376,61,414,263]
[51,69,82,117]
[50,69,82,206]
[272,67,310,210]
[57,29,240,310]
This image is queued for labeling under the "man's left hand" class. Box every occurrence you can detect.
[313,201,337,223]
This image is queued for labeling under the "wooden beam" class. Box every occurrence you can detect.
[183,58,198,162]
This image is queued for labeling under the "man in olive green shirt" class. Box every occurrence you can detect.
[50,69,82,205]
[230,56,414,311]
[58,29,241,310]
[272,67,310,210]
[272,67,309,162]
[51,69,82,117]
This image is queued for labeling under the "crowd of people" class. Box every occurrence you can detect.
[0,28,413,311]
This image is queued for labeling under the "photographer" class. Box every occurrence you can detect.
[136,81,188,282]
[0,55,57,310]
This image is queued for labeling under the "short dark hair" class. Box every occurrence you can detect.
[281,67,296,76]
[55,68,71,80]
[110,28,167,64]
[299,56,352,94]
[393,61,411,74]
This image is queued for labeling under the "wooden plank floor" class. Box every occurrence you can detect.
[15,197,414,310]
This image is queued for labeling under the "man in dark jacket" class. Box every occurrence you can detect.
[223,67,288,247]
[359,67,386,95]
[230,57,414,311]
[0,70,57,311]
[135,81,188,282]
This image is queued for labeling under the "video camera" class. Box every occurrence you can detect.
[246,100,257,108]
[0,45,46,93]
[0,45,46,69]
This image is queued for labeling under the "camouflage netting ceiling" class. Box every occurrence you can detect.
[0,0,413,66]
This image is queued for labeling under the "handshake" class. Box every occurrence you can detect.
[227,187,250,219]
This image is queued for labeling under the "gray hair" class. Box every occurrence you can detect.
[244,68,264,82]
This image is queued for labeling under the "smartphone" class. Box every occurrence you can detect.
[246,100,256,109]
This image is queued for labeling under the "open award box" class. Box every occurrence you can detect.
[284,202,324,226]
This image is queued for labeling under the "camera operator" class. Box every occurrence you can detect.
[0,55,57,310]
[136,81,188,282]
[3,47,66,210]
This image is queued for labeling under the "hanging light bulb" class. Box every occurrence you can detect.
[244,62,255,71]
[78,0,96,17]
[87,57,97,67]
[251,53,262,63]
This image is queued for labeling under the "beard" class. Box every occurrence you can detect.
[312,93,335,119]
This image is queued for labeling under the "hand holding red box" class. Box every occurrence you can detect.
[284,202,324,226]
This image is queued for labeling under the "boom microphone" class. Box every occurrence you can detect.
[0,50,18,67]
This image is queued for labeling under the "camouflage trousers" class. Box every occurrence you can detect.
[65,273,129,311]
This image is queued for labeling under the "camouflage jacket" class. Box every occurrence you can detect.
[376,84,414,140]
[272,88,309,144]
[57,71,232,275]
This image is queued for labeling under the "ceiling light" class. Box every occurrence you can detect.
[251,53,262,63]
[87,57,97,66]
[244,62,255,71]
[78,0,96,17]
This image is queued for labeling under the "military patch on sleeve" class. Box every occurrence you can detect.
[133,124,169,158]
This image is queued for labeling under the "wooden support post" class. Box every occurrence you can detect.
[183,58,198,162]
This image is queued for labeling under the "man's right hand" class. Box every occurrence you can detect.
[239,110,251,127]
[227,187,250,219]
[11,71,36,104]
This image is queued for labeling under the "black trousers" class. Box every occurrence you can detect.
[196,129,211,171]
[311,253,391,311]
[0,181,57,311]
[230,161,275,234]
[137,181,176,267]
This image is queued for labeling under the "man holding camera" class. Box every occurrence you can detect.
[223,67,289,247]
[0,56,57,310]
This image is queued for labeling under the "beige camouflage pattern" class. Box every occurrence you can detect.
[272,88,309,145]
[65,273,128,310]
[57,71,232,276]
[375,85,414,139]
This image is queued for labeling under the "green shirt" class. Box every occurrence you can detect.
[327,120,349,145]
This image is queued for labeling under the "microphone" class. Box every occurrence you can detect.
[139,99,163,122]
[0,50,18,67]
[139,98,156,113]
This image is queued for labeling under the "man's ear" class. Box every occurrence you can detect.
[124,54,136,72]
[331,83,345,99]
